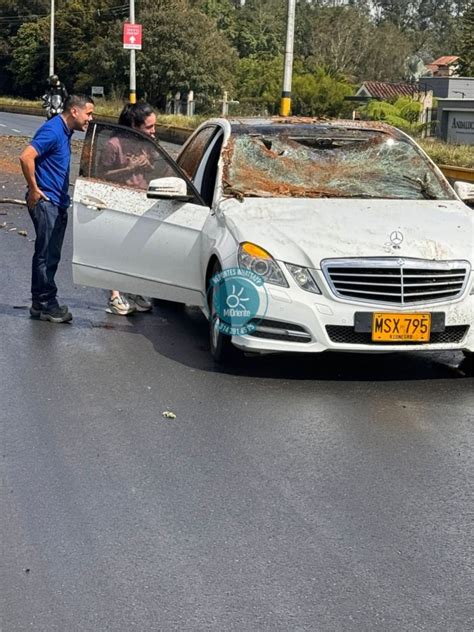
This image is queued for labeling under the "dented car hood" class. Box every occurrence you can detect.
[220,197,473,267]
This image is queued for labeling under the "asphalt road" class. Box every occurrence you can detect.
[0,119,473,631]
[0,110,86,140]
[0,111,49,137]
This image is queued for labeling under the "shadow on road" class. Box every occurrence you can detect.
[139,301,471,381]
[1,299,470,382]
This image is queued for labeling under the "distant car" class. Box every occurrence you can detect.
[73,118,473,364]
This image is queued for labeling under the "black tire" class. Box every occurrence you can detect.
[208,261,234,363]
[153,297,185,311]
[460,350,473,376]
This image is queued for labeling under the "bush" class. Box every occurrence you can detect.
[418,139,474,169]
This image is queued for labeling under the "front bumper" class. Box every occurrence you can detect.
[230,276,474,355]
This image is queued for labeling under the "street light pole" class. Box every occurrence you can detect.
[49,0,55,76]
[279,0,295,117]
[129,0,136,104]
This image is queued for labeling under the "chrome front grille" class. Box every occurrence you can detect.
[322,258,470,306]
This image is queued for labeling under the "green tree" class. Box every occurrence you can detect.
[372,0,468,58]
[233,0,287,58]
[298,6,374,77]
[458,1,474,75]
[359,22,414,81]
[136,0,238,107]
[235,56,283,113]
[0,0,49,93]
[191,0,238,42]
[295,5,414,83]
[292,67,354,117]
[9,18,50,95]
[235,56,354,117]
[5,0,129,97]
[53,1,128,94]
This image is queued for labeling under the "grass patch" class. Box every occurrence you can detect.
[418,138,474,169]
[0,96,42,105]
[154,114,203,129]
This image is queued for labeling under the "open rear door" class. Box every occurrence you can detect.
[73,122,210,307]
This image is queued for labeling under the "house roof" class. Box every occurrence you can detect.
[357,82,418,99]
[430,56,459,67]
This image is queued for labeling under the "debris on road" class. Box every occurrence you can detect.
[17,230,28,237]
[162,411,177,419]
[0,198,26,206]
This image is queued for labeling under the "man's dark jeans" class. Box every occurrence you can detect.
[28,199,68,307]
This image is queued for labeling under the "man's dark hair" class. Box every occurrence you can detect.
[63,94,94,112]
[118,102,154,128]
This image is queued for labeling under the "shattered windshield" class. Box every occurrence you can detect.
[223,127,455,200]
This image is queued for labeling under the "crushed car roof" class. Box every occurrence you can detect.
[223,117,403,139]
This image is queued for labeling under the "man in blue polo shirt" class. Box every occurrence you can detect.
[19,94,94,323]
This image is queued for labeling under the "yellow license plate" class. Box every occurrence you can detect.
[372,313,431,342]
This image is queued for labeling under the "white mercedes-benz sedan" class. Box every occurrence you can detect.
[73,117,474,363]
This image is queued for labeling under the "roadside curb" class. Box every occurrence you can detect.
[0,104,44,116]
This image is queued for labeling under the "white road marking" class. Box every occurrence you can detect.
[11,128,22,133]
[0,123,6,127]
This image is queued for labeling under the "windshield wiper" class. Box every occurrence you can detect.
[402,175,438,200]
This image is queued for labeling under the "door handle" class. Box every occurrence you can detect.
[80,196,107,211]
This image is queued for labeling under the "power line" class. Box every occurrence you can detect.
[0,3,129,23]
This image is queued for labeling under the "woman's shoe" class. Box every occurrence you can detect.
[106,295,136,315]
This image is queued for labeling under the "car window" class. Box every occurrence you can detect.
[223,129,456,200]
[81,123,175,190]
[196,133,224,207]
[177,126,217,179]
[80,123,202,203]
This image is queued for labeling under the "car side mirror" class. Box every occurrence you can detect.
[147,177,193,201]
[453,181,474,206]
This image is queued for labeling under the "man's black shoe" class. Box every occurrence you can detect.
[39,304,73,323]
[29,302,44,319]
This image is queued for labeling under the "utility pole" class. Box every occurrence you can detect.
[129,0,136,104]
[49,0,55,76]
[279,0,295,117]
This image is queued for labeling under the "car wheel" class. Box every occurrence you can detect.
[208,261,234,363]
[459,350,473,376]
[154,298,185,311]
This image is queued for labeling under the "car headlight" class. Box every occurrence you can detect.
[286,263,321,294]
[238,242,288,287]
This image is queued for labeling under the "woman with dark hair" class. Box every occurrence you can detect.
[102,102,157,315]
[101,102,157,192]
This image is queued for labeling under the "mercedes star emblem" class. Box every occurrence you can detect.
[390,230,404,249]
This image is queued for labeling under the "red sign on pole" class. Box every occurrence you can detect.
[123,23,142,50]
